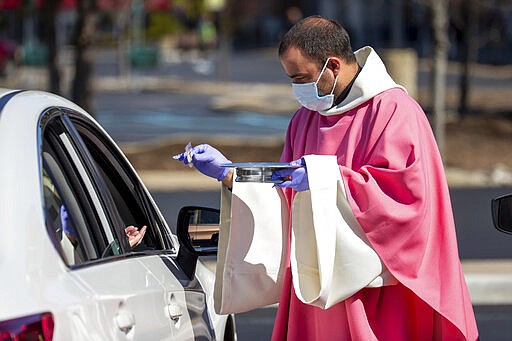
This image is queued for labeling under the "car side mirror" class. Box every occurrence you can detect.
[176,206,220,279]
[491,194,512,234]
[177,206,220,255]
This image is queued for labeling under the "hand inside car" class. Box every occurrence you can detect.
[125,225,147,248]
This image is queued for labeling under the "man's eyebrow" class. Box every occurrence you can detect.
[288,72,304,79]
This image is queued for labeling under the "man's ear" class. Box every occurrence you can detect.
[328,57,342,75]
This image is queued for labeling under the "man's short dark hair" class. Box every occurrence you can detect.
[278,15,356,67]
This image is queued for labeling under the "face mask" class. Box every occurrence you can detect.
[292,58,339,112]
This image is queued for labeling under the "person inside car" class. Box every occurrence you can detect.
[60,205,147,249]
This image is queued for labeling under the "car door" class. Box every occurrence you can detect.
[66,111,215,339]
[40,108,195,340]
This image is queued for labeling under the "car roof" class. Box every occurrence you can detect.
[0,88,17,97]
[0,88,89,121]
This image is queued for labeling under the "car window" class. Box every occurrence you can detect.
[41,112,118,266]
[40,109,175,266]
[68,115,174,253]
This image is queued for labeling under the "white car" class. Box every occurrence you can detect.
[0,89,235,340]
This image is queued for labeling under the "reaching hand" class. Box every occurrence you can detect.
[125,225,147,248]
[173,144,231,181]
[272,158,309,192]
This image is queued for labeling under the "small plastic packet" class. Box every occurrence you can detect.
[184,142,193,167]
[172,142,194,168]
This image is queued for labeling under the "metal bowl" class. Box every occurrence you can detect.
[221,162,301,183]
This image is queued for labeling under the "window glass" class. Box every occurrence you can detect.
[42,166,89,265]
[69,117,173,253]
[41,110,174,265]
[41,111,121,266]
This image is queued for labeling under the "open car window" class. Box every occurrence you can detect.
[66,113,175,253]
[41,110,116,266]
[40,109,175,268]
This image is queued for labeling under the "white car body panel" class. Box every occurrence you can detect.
[69,257,190,340]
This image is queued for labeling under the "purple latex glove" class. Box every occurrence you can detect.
[60,205,76,236]
[272,158,309,191]
[173,144,231,181]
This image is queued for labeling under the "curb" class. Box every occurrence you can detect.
[462,260,512,305]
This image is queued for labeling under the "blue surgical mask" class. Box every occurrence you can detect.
[292,58,339,112]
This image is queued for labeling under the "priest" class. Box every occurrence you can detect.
[174,15,479,341]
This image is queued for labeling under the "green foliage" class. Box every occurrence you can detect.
[146,12,184,41]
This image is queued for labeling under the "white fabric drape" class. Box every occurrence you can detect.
[214,182,288,314]
[214,155,396,314]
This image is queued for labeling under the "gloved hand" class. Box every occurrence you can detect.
[60,205,76,236]
[272,158,309,192]
[173,144,231,181]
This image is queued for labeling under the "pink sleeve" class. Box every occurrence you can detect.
[339,97,478,339]
[340,97,453,281]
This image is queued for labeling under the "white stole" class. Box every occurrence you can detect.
[214,181,288,314]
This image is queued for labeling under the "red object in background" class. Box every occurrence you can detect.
[0,0,21,9]
[58,0,76,9]
[97,0,131,11]
[0,0,171,11]
[144,0,171,11]
[0,39,16,74]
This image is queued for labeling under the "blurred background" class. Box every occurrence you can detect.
[0,0,510,189]
[1,1,512,339]
[0,1,510,111]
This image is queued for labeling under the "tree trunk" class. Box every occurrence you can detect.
[44,0,61,94]
[458,0,477,118]
[429,0,449,157]
[72,0,97,114]
[217,0,234,81]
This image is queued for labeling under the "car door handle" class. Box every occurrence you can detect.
[115,311,136,333]
[167,304,183,322]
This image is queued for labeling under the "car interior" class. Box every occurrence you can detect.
[40,109,177,269]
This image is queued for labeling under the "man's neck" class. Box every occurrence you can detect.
[334,64,362,105]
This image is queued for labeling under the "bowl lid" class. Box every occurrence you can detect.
[220,162,301,169]
[221,162,301,183]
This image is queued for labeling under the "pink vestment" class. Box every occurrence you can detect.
[272,87,479,340]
